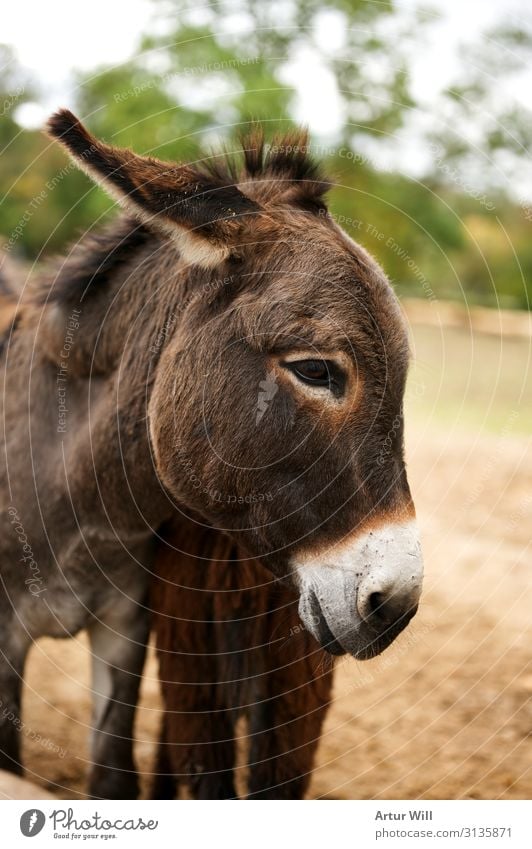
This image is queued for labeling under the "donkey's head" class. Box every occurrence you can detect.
[48,110,423,659]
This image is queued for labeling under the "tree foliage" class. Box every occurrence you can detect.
[1,1,531,308]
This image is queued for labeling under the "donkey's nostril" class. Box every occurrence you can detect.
[368,591,385,617]
[363,589,397,624]
[357,579,420,628]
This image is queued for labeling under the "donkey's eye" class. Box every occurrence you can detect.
[282,359,345,396]
[291,360,329,383]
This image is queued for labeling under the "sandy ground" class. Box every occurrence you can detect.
[13,319,532,800]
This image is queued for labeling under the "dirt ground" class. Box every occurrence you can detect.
[16,321,532,800]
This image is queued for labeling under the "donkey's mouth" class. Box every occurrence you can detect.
[298,584,418,660]
[307,593,347,656]
[298,583,357,657]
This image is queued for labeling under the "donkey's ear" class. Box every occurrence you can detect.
[47,109,259,268]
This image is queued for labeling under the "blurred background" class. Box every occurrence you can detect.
[2,0,532,309]
[1,0,531,800]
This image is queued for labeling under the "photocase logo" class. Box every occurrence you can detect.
[20,809,46,837]
[256,370,278,424]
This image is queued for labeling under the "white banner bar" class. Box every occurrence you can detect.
[2,799,531,848]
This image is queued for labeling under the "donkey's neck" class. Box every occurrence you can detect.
[34,216,194,381]
[17,218,205,532]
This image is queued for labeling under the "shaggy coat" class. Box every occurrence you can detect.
[152,521,333,799]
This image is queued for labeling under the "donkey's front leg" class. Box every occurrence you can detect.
[0,624,30,775]
[87,593,149,800]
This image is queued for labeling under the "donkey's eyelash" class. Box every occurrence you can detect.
[281,359,346,396]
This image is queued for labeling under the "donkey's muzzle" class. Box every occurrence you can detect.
[294,520,423,659]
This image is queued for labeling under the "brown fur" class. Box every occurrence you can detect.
[151,520,333,799]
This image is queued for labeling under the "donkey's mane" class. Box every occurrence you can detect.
[202,127,330,208]
[34,216,152,307]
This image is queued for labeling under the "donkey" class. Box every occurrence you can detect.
[0,110,423,799]
[152,520,333,799]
